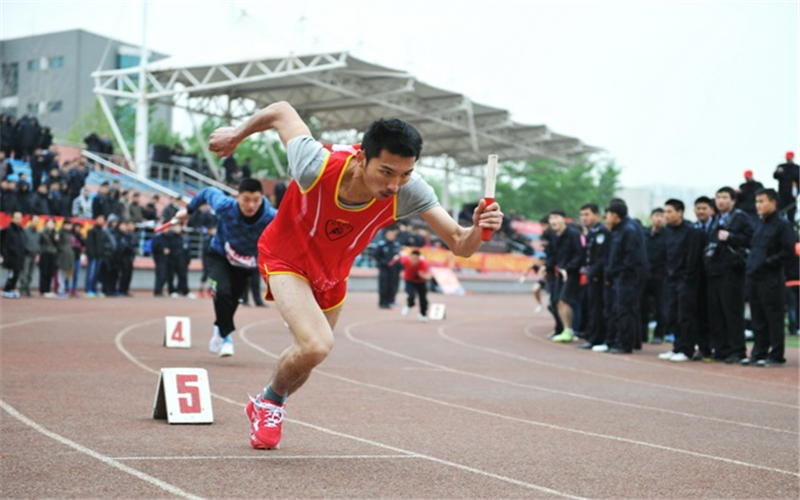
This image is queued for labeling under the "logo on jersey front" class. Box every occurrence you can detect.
[325,219,354,241]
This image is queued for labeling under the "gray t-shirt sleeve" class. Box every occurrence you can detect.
[286,135,327,191]
[396,173,440,219]
[285,136,440,216]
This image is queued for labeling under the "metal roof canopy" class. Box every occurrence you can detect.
[92,51,597,181]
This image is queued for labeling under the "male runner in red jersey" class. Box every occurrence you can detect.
[208,101,503,449]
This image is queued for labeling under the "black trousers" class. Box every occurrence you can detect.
[3,262,23,291]
[118,257,134,294]
[640,277,666,341]
[666,280,698,356]
[547,274,564,334]
[585,278,606,345]
[378,266,399,307]
[208,251,255,337]
[695,275,711,356]
[747,272,786,362]
[154,256,168,295]
[405,280,429,316]
[707,270,747,360]
[240,271,265,305]
[612,276,639,351]
[603,281,615,346]
[38,253,57,294]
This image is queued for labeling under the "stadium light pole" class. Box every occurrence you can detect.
[134,2,150,178]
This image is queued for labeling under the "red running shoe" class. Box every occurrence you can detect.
[246,395,285,449]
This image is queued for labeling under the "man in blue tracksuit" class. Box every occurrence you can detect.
[173,178,277,357]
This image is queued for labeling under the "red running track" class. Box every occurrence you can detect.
[1,291,798,499]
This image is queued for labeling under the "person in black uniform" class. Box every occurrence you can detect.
[549,209,584,343]
[642,208,667,345]
[374,226,402,309]
[742,188,797,366]
[603,200,645,354]
[773,151,798,224]
[577,203,609,350]
[737,170,763,220]
[704,187,754,363]
[541,216,564,337]
[693,196,715,360]
[660,199,703,362]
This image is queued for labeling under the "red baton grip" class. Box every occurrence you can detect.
[481,197,495,241]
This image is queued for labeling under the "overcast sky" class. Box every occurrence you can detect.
[1,1,797,191]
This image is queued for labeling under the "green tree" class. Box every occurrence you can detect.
[494,156,621,221]
[65,98,182,155]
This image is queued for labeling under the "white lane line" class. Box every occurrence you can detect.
[0,314,85,330]
[0,399,203,500]
[115,319,587,500]
[113,454,416,461]
[439,321,799,414]
[329,320,800,478]
[516,324,799,409]
[523,326,800,390]
[347,318,796,435]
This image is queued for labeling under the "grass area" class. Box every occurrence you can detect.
[786,334,799,349]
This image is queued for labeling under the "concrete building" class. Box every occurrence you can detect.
[0,29,169,137]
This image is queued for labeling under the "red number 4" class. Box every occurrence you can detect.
[176,374,201,413]
[171,321,185,342]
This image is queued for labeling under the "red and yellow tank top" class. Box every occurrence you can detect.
[257,146,397,292]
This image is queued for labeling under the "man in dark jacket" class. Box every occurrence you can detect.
[742,189,797,367]
[603,201,646,354]
[704,187,754,363]
[737,170,763,220]
[374,226,402,309]
[19,214,41,297]
[578,203,610,349]
[85,214,109,298]
[774,151,798,224]
[642,208,667,344]
[1,212,25,297]
[549,209,585,343]
[30,184,50,215]
[660,199,704,362]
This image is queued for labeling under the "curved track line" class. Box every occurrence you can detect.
[116,319,587,500]
[334,318,799,477]
[0,399,203,500]
[438,321,798,411]
[348,318,796,434]
[0,314,87,330]
[523,326,800,390]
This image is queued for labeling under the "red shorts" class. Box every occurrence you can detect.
[259,253,347,312]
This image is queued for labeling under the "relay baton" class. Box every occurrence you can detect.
[154,218,179,233]
[481,154,498,241]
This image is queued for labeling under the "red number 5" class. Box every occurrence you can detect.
[176,374,200,413]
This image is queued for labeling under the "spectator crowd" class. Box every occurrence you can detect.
[537,151,798,367]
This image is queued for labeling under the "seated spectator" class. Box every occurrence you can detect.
[30,184,50,215]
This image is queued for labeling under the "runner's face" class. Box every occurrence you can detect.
[237,191,263,217]
[363,150,416,200]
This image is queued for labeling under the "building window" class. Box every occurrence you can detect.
[27,102,39,114]
[49,56,64,69]
[47,100,63,113]
[1,62,19,97]
[28,59,39,71]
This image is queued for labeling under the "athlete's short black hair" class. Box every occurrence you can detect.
[605,200,628,219]
[580,203,600,214]
[665,199,685,213]
[650,207,664,216]
[694,196,714,208]
[361,118,423,162]
[716,186,736,200]
[755,188,778,202]
[238,178,263,194]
